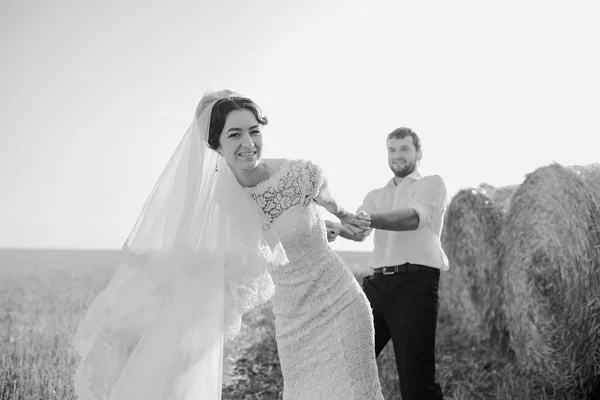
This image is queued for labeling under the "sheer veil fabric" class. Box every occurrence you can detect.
[72,89,288,400]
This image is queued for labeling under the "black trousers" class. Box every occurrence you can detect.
[362,263,443,400]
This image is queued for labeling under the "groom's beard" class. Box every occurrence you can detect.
[391,159,417,178]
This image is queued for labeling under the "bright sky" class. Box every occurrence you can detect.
[1,0,599,250]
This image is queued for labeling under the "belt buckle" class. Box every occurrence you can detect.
[382,267,395,275]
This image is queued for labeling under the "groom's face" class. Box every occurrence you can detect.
[387,136,421,178]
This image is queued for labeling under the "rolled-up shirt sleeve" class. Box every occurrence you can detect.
[407,175,447,228]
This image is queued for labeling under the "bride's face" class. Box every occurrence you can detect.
[218,109,263,171]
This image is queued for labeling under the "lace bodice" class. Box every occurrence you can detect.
[245,159,323,229]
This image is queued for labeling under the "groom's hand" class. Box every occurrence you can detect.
[340,211,372,242]
[346,211,371,230]
[338,212,365,235]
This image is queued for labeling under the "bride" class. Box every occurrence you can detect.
[72,89,383,400]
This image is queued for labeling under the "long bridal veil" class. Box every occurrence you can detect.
[72,89,287,400]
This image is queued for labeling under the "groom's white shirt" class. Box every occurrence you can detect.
[358,170,449,271]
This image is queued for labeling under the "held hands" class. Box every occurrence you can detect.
[350,211,372,229]
[340,211,372,242]
[326,212,373,243]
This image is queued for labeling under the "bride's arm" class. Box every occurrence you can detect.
[314,176,353,224]
[313,170,367,241]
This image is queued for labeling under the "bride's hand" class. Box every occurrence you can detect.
[338,211,354,226]
[338,213,364,235]
[327,228,340,242]
[325,220,341,242]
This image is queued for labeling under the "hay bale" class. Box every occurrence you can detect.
[477,183,519,213]
[501,162,600,392]
[440,185,516,346]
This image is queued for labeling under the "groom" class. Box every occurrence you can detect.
[338,127,448,400]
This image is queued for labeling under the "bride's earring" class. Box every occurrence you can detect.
[216,151,222,172]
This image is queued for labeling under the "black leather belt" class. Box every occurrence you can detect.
[373,263,432,275]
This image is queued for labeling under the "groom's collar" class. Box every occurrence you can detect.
[387,170,422,187]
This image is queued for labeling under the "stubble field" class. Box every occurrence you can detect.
[0,248,586,400]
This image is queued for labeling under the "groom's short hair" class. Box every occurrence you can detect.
[387,127,421,152]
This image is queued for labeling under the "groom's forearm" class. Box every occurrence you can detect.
[370,208,420,231]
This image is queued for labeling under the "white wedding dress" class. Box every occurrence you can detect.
[72,89,383,400]
[244,159,384,400]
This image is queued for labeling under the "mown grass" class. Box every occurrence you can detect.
[0,249,596,399]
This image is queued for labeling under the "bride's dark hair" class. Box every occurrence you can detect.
[206,97,268,151]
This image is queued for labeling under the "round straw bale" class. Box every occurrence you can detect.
[477,183,519,213]
[501,162,600,391]
[440,185,515,346]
